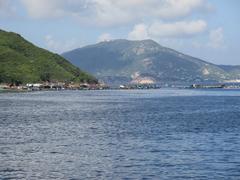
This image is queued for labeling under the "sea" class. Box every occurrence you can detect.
[0,89,240,179]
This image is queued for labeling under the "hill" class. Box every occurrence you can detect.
[0,29,97,84]
[62,39,239,85]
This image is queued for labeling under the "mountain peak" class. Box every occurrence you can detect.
[98,39,160,46]
[62,39,240,85]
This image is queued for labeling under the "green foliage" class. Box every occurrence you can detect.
[0,29,97,84]
[63,39,239,84]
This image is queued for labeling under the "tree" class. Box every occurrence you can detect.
[40,72,51,82]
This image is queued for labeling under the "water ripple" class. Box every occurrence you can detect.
[0,89,240,179]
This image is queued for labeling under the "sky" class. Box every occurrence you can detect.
[0,0,239,65]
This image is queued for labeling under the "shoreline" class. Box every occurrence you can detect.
[2,87,240,94]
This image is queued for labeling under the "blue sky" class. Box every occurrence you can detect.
[0,0,239,65]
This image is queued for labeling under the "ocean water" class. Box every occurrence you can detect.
[0,89,240,179]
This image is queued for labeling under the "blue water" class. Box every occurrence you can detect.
[0,89,240,179]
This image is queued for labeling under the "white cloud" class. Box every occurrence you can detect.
[207,27,224,48]
[128,24,149,40]
[20,0,209,27]
[0,0,17,17]
[97,33,112,42]
[154,0,206,19]
[21,0,66,19]
[149,20,207,38]
[0,0,9,10]
[44,35,78,53]
[128,20,207,40]
[0,0,5,7]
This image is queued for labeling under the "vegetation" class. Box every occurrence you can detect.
[0,29,97,84]
[63,39,240,85]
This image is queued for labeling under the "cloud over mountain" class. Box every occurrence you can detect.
[0,0,16,17]
[1,0,237,65]
[207,28,225,49]
[128,20,207,40]
[20,0,209,26]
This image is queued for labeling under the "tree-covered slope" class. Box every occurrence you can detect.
[0,29,97,84]
[63,39,239,84]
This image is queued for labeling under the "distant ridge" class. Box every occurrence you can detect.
[0,29,97,84]
[62,39,240,85]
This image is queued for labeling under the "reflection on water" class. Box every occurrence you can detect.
[0,89,240,179]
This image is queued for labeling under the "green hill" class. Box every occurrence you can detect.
[0,29,97,84]
[63,39,240,85]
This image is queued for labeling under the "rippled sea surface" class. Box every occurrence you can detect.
[1,89,240,179]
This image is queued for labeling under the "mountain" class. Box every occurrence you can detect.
[0,29,97,84]
[218,65,240,79]
[62,39,240,85]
